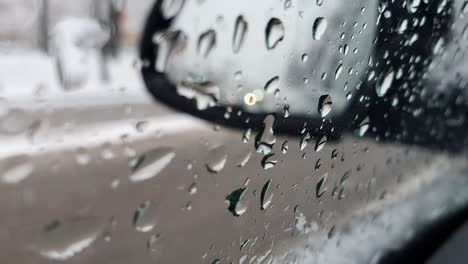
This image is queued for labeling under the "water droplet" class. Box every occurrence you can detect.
[161,0,185,19]
[331,149,338,160]
[398,19,408,34]
[265,18,284,49]
[237,151,252,167]
[312,17,327,40]
[283,104,290,118]
[135,121,149,133]
[205,145,228,173]
[234,70,243,81]
[433,37,444,55]
[376,70,394,97]
[226,188,248,216]
[300,132,311,151]
[407,0,421,13]
[318,95,332,117]
[355,116,370,137]
[284,0,292,9]
[110,178,120,189]
[260,180,273,210]
[233,16,248,53]
[198,29,216,57]
[129,147,176,183]
[264,76,280,93]
[316,173,328,198]
[315,135,327,152]
[253,90,265,101]
[242,128,251,143]
[154,31,187,72]
[244,93,257,106]
[255,115,276,154]
[177,80,220,110]
[281,140,289,154]
[461,1,468,16]
[33,217,103,260]
[328,225,336,238]
[315,159,322,170]
[301,54,309,62]
[147,233,161,252]
[334,64,343,80]
[76,147,91,165]
[133,201,157,232]
[101,144,115,160]
[261,153,277,169]
[340,170,351,185]
[188,182,198,195]
[1,155,34,184]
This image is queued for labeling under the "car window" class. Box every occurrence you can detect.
[1,1,468,264]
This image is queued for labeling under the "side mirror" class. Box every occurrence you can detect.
[140,0,377,131]
[141,0,467,152]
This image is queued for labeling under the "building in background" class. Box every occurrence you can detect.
[0,0,155,53]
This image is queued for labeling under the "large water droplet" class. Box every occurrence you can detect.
[133,201,158,232]
[260,180,273,210]
[205,145,228,173]
[33,217,103,261]
[129,147,176,183]
[376,70,394,97]
[318,95,332,117]
[198,29,216,57]
[233,15,248,53]
[312,17,327,40]
[265,18,284,49]
[226,188,248,216]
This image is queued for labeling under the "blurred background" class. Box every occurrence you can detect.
[0,0,155,98]
[0,0,152,51]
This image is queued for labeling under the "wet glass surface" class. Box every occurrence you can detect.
[0,0,468,263]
